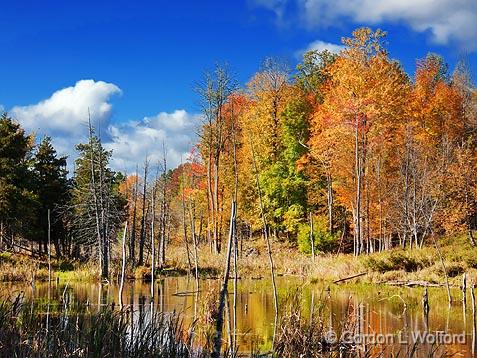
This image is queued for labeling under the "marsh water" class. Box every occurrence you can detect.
[2,276,476,356]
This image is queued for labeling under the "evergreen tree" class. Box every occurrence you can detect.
[72,130,126,278]
[0,113,36,248]
[33,136,70,256]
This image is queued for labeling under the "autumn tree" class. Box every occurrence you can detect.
[308,28,409,254]
[197,64,237,253]
[241,58,299,237]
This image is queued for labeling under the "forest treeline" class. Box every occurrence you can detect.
[184,28,477,257]
[1,28,476,279]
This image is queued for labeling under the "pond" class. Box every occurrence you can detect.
[1,276,475,356]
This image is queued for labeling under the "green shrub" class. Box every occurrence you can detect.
[0,252,13,264]
[464,255,477,269]
[363,249,432,273]
[388,251,421,272]
[363,256,394,273]
[449,248,477,269]
[433,262,465,278]
[297,216,338,255]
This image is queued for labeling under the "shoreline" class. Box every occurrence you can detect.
[1,234,476,288]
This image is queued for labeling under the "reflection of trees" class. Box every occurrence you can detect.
[5,278,475,355]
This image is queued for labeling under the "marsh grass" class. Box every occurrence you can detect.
[2,233,477,288]
[127,234,477,287]
[273,290,451,358]
[0,253,98,283]
[0,294,203,357]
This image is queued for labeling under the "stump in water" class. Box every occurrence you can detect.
[422,286,430,314]
[422,286,430,331]
[463,273,467,306]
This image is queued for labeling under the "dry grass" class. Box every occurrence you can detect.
[273,289,451,358]
[0,252,98,283]
[164,233,477,287]
[165,238,312,279]
[2,233,477,286]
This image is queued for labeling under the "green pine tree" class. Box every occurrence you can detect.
[33,136,70,256]
[0,113,37,248]
[72,130,126,278]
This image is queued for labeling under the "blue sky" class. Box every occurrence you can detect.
[1,0,476,172]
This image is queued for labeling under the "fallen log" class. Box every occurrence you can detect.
[172,290,200,297]
[384,280,442,288]
[333,272,367,284]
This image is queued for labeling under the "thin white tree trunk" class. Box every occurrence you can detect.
[151,182,156,300]
[309,211,315,261]
[212,200,236,358]
[119,222,128,307]
[250,137,279,348]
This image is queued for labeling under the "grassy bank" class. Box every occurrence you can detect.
[166,233,477,287]
[1,234,476,286]
[0,251,98,283]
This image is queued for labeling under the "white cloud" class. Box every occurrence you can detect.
[12,79,121,136]
[254,0,477,51]
[11,79,121,159]
[9,80,199,174]
[296,40,344,58]
[105,110,200,174]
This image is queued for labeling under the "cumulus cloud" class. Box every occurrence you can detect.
[12,80,121,135]
[295,40,344,58]
[9,80,200,174]
[254,0,477,51]
[11,79,121,157]
[105,110,200,174]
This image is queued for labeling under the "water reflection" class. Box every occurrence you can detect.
[2,277,475,356]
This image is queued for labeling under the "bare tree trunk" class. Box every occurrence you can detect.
[188,170,199,287]
[207,153,215,254]
[130,164,139,267]
[214,159,221,253]
[250,137,279,347]
[198,212,204,244]
[309,211,315,261]
[97,124,109,280]
[377,158,384,252]
[355,115,362,256]
[0,220,3,250]
[159,146,168,268]
[212,200,236,358]
[196,65,236,255]
[138,159,148,266]
[88,113,105,280]
[470,228,476,247]
[231,112,239,353]
[48,209,51,285]
[119,222,128,307]
[181,161,192,273]
[151,179,156,300]
[412,171,419,248]
[190,204,199,287]
[403,142,411,249]
[326,173,333,234]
